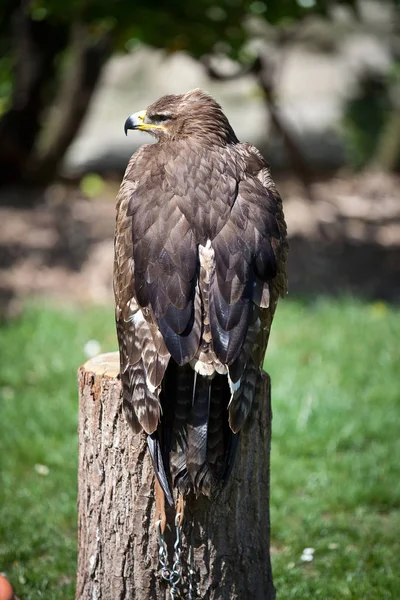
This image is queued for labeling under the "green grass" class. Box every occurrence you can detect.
[265,299,400,599]
[0,298,399,598]
[0,306,117,599]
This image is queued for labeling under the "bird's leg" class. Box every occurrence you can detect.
[154,478,172,585]
[154,477,167,533]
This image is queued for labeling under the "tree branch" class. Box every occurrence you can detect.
[0,0,67,186]
[29,24,112,184]
[203,53,314,198]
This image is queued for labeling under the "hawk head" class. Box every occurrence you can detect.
[124,89,238,144]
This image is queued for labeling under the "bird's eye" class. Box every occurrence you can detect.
[152,114,170,122]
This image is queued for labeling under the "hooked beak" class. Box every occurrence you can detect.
[124,110,147,135]
[124,110,167,135]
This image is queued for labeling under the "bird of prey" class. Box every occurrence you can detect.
[114,89,287,507]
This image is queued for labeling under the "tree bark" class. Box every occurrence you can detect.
[76,352,275,600]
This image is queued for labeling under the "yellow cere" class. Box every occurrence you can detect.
[135,109,167,131]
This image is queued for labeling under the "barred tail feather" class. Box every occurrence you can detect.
[228,359,259,433]
[186,375,212,495]
[147,433,174,506]
[207,373,239,484]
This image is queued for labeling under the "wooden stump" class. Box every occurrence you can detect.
[76,352,275,600]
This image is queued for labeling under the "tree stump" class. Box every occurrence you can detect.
[76,352,275,600]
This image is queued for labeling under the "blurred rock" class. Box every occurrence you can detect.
[63,19,393,176]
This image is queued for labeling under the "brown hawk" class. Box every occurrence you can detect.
[114,89,287,506]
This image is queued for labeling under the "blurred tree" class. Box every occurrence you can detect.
[1,0,397,195]
[343,71,391,170]
[1,0,269,189]
[367,61,400,173]
[342,59,400,172]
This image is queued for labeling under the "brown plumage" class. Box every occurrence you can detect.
[114,89,288,502]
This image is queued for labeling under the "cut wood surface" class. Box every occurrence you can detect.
[76,352,275,600]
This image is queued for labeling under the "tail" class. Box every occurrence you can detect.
[149,362,240,500]
[168,364,239,497]
[207,373,240,487]
[186,373,212,494]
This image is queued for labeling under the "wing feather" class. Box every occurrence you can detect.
[114,151,171,434]
[114,135,288,499]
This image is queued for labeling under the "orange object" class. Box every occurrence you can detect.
[0,574,14,600]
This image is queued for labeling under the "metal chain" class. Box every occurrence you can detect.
[169,513,182,598]
[156,518,171,584]
[156,513,183,599]
[188,528,196,600]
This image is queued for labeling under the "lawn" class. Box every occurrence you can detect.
[266,299,400,599]
[0,298,399,599]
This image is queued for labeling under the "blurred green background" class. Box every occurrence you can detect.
[0,0,399,598]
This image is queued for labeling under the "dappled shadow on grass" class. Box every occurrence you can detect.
[0,172,399,317]
[0,185,115,317]
[0,187,94,271]
[287,234,400,302]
